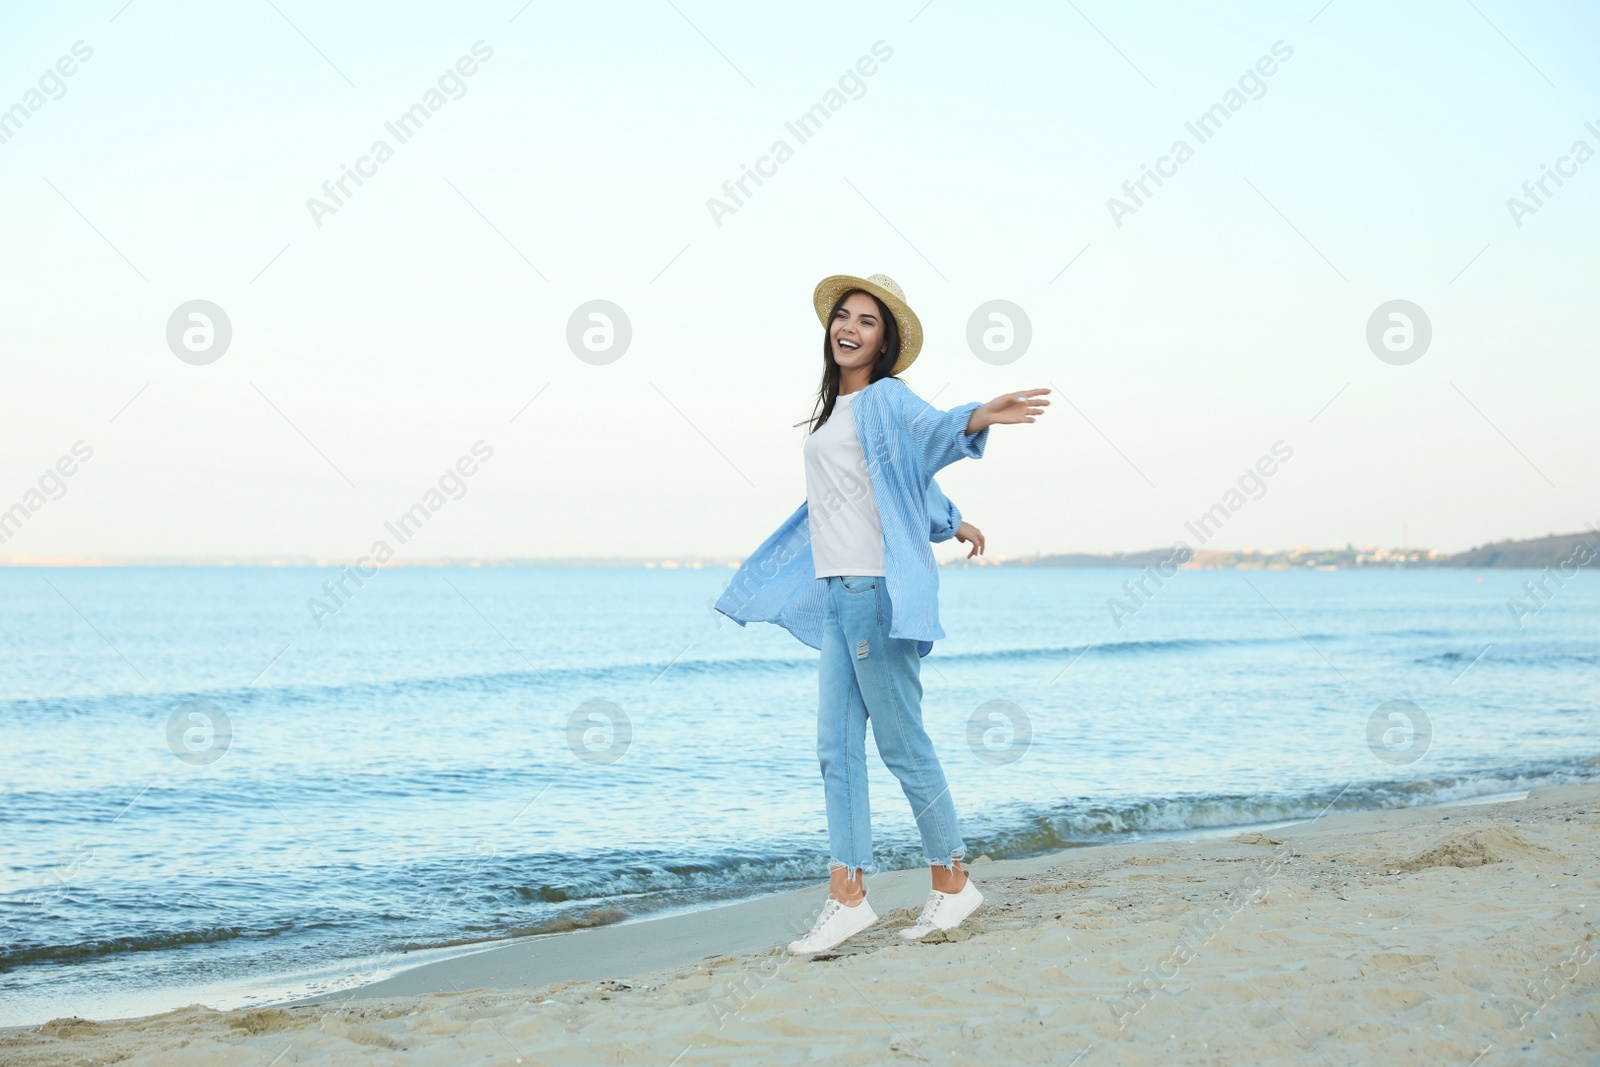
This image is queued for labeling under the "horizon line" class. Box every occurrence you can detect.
[1,532,1587,570]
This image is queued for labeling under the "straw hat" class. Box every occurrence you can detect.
[812,273,923,375]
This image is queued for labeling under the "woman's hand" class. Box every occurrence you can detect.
[954,521,985,558]
[966,388,1050,434]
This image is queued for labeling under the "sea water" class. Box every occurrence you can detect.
[2,565,1595,1024]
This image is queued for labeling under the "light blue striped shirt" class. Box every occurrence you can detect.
[714,376,990,657]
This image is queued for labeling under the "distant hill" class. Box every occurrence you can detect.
[968,529,1600,569]
[1446,531,1599,568]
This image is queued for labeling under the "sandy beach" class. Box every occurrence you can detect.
[4,783,1595,1066]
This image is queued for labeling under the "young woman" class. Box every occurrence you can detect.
[713,272,1049,954]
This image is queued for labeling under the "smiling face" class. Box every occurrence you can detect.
[829,291,889,374]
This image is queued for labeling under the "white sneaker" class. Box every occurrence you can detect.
[787,895,878,954]
[898,877,983,940]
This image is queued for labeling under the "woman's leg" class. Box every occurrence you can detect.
[817,577,874,901]
[846,578,968,887]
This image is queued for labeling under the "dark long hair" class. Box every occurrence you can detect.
[799,289,903,434]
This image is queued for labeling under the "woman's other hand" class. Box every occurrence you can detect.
[954,521,985,558]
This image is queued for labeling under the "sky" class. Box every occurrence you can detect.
[1,0,1597,562]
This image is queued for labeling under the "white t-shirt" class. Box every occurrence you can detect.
[803,391,886,578]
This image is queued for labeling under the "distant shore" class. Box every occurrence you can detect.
[5,524,1595,571]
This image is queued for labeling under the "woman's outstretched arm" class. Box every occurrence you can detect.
[900,382,1052,475]
[965,388,1051,435]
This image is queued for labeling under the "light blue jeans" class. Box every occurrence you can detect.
[817,573,966,880]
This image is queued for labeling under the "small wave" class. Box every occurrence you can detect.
[0,922,296,970]
[984,764,1600,854]
[1414,648,1600,667]
[0,631,1360,721]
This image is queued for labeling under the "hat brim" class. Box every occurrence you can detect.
[812,275,922,375]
